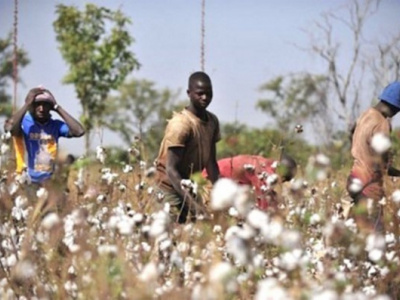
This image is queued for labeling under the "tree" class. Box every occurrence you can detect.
[369,33,400,97]
[302,0,400,133]
[256,73,332,144]
[53,4,140,154]
[258,0,400,145]
[103,78,184,160]
[0,33,29,118]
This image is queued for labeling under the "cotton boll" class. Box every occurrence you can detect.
[96,146,107,164]
[371,132,391,154]
[233,185,252,217]
[260,219,283,243]
[8,182,19,195]
[280,229,301,250]
[6,254,17,267]
[13,260,36,280]
[149,210,170,238]
[122,164,133,173]
[15,168,32,184]
[145,167,156,178]
[246,209,269,229]
[316,169,328,181]
[118,183,126,192]
[1,143,10,155]
[2,131,12,140]
[96,194,106,203]
[391,189,400,205]
[97,244,118,255]
[243,164,255,171]
[310,290,339,300]
[41,212,61,230]
[225,234,250,266]
[310,213,321,225]
[209,261,234,282]
[228,207,239,218]
[315,153,330,167]
[139,262,159,282]
[255,278,288,300]
[368,249,383,262]
[117,217,134,235]
[36,187,49,201]
[266,173,279,186]
[362,285,377,297]
[133,213,145,226]
[15,196,28,208]
[290,178,305,192]
[365,233,386,252]
[210,178,240,211]
[348,178,363,194]
[279,249,303,271]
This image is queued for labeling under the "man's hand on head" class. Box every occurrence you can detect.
[25,87,45,106]
[44,89,58,108]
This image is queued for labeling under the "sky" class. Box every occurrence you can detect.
[1,0,400,155]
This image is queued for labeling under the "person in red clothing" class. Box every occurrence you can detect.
[203,154,297,210]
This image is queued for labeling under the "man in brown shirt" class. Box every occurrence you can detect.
[155,71,220,223]
[347,81,400,232]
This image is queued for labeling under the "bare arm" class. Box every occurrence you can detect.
[166,147,208,215]
[54,105,85,137]
[166,147,191,198]
[205,142,220,184]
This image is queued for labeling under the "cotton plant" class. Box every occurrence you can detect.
[128,145,141,158]
[305,153,331,182]
[180,179,198,197]
[11,195,31,222]
[210,178,252,217]
[2,151,400,299]
[96,145,107,164]
[101,168,119,185]
[74,166,85,192]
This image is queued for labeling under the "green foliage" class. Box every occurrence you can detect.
[217,121,314,167]
[103,79,185,160]
[0,32,30,117]
[53,4,140,153]
[256,73,329,134]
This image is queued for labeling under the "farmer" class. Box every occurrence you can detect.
[346,81,400,233]
[5,86,85,185]
[155,71,220,223]
[203,154,297,211]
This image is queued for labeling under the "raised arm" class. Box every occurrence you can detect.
[6,88,43,136]
[45,90,85,137]
[53,105,85,137]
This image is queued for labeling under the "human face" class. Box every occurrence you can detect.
[31,101,52,123]
[187,79,213,110]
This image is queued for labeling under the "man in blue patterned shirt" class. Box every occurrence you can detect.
[6,86,85,184]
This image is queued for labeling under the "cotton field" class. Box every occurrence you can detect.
[0,139,400,299]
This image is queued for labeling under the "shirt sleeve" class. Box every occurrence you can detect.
[163,115,191,148]
[56,120,70,137]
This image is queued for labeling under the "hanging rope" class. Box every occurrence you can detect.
[200,0,205,72]
[12,0,19,112]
